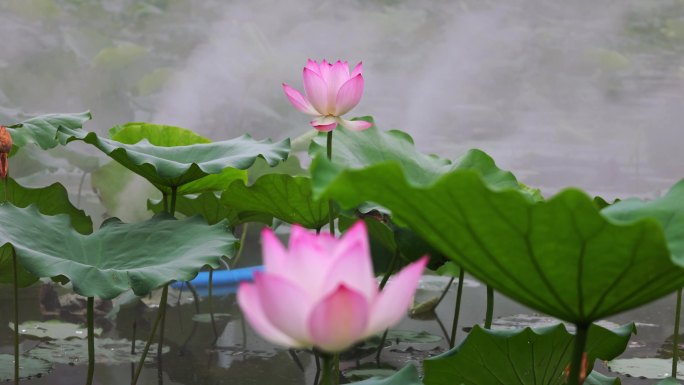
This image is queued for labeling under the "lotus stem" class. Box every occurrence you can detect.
[375,249,401,363]
[156,285,169,368]
[208,268,218,340]
[86,297,95,385]
[375,329,389,366]
[567,323,589,385]
[319,352,339,385]
[169,186,177,217]
[327,131,335,236]
[131,285,167,385]
[674,287,682,378]
[435,276,455,307]
[484,285,494,329]
[230,223,250,268]
[12,248,19,385]
[449,267,465,348]
[77,171,87,207]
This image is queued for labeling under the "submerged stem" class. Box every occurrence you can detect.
[449,268,465,348]
[86,297,95,385]
[674,287,683,378]
[567,323,589,385]
[326,131,335,235]
[484,285,494,329]
[208,268,218,340]
[131,285,168,385]
[12,248,19,385]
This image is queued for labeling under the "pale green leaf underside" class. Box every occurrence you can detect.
[58,125,290,192]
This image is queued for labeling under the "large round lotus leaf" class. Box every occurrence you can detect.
[603,179,684,266]
[0,178,92,287]
[0,354,52,381]
[312,159,684,323]
[7,111,91,150]
[423,323,632,385]
[221,174,329,230]
[10,320,101,340]
[0,204,236,299]
[147,192,271,226]
[57,123,290,193]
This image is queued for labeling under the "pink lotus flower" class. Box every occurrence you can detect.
[283,59,373,132]
[238,221,427,352]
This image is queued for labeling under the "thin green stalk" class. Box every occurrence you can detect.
[674,287,683,378]
[77,171,87,207]
[156,187,177,368]
[169,186,177,216]
[326,131,335,235]
[156,285,169,367]
[230,223,250,268]
[12,248,19,385]
[449,268,465,348]
[86,297,95,385]
[567,323,589,385]
[375,250,401,364]
[208,268,218,340]
[131,285,167,385]
[319,353,339,385]
[484,285,494,329]
[162,193,168,213]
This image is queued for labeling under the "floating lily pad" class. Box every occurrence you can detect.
[0,204,236,299]
[423,323,634,385]
[655,378,682,385]
[585,371,622,385]
[366,330,442,346]
[27,338,169,365]
[192,313,231,323]
[58,123,289,194]
[0,354,52,381]
[492,314,620,332]
[10,320,101,340]
[7,111,91,150]
[345,368,398,382]
[312,156,684,323]
[608,358,683,379]
[347,364,422,385]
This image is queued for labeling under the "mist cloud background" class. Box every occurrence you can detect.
[2,0,684,198]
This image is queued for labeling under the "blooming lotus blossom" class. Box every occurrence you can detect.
[238,221,427,352]
[283,59,373,132]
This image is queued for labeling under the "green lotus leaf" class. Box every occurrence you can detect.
[147,192,272,226]
[7,111,91,150]
[423,323,633,385]
[58,123,289,194]
[312,160,684,323]
[656,378,682,385]
[348,364,422,385]
[602,179,684,265]
[0,204,236,299]
[221,174,328,230]
[0,178,92,287]
[108,122,251,194]
[309,117,452,185]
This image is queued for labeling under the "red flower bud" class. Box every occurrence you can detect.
[0,126,12,180]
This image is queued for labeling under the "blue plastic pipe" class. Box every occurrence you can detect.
[171,265,264,296]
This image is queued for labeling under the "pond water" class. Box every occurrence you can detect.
[0,270,679,384]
